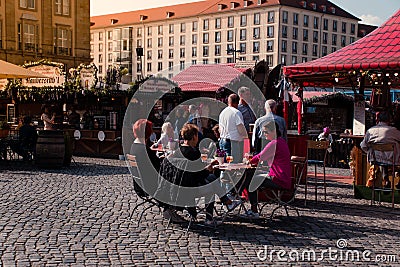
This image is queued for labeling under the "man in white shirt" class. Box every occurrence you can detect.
[219,94,248,163]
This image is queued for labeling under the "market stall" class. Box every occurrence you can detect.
[284,9,400,202]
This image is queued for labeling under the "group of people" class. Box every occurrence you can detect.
[130,86,293,223]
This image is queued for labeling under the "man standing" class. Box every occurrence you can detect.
[252,99,287,153]
[360,111,400,189]
[238,86,256,134]
[219,94,248,162]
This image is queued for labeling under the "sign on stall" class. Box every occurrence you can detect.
[353,97,365,135]
[22,63,65,87]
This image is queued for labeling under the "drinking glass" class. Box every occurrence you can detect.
[226,155,233,164]
[201,153,208,162]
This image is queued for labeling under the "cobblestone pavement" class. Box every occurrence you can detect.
[0,157,399,266]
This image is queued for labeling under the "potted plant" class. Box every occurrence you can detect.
[0,120,10,138]
[214,149,226,165]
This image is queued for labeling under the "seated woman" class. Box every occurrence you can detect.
[173,123,241,226]
[152,122,175,149]
[242,121,291,219]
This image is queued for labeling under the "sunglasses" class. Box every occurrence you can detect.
[262,130,270,134]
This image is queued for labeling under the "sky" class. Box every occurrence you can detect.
[90,0,399,26]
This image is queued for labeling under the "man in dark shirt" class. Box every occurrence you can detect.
[237,86,256,134]
[18,116,38,161]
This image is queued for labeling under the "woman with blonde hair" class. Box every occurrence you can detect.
[153,122,175,148]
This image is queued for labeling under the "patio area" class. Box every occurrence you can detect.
[0,157,398,265]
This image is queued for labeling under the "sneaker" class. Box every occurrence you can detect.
[226,199,243,211]
[204,219,223,227]
[241,210,260,219]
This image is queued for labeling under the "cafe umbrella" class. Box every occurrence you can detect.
[0,59,48,79]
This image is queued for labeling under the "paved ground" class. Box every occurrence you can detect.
[0,157,399,266]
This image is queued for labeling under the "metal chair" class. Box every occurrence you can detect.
[368,143,397,208]
[305,140,330,205]
[126,154,163,227]
[257,156,306,220]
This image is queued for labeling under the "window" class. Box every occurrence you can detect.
[312,44,318,56]
[203,59,208,64]
[342,22,347,33]
[147,26,152,36]
[169,49,173,59]
[168,61,174,71]
[180,48,185,58]
[322,46,327,56]
[240,43,246,53]
[215,18,221,29]
[158,62,163,71]
[203,46,209,57]
[281,40,287,52]
[215,58,220,64]
[323,19,328,30]
[240,15,247,26]
[191,21,197,31]
[341,35,346,47]
[98,65,103,74]
[180,61,185,70]
[253,41,260,53]
[55,0,70,15]
[253,27,260,39]
[313,31,318,43]
[181,23,186,33]
[268,11,274,23]
[107,31,113,40]
[192,60,197,65]
[158,50,163,59]
[98,43,103,52]
[281,55,286,65]
[228,16,234,27]
[147,50,152,60]
[137,63,142,72]
[137,28,142,37]
[292,41,297,54]
[203,19,209,31]
[333,20,337,32]
[267,40,273,52]
[302,57,307,63]
[147,38,152,48]
[54,27,71,55]
[240,29,246,40]
[192,34,197,44]
[332,34,337,45]
[266,55,273,66]
[203,33,209,44]
[351,23,356,34]
[215,45,221,56]
[282,25,287,38]
[302,43,308,55]
[21,23,37,52]
[267,26,274,37]
[180,35,185,45]
[303,15,309,27]
[254,13,260,25]
[108,42,113,51]
[322,32,328,44]
[90,33,94,41]
[99,32,103,41]
[227,30,234,42]
[215,31,221,43]
[350,37,355,43]
[313,17,319,29]
[157,37,163,47]
[303,29,308,41]
[293,27,298,39]
[293,13,299,25]
[20,0,35,9]
[227,44,234,54]
[98,54,103,63]
[169,24,174,34]
[147,63,152,71]
[169,36,174,46]
[291,56,297,65]
[282,11,288,23]
[192,47,197,57]
[157,25,163,35]
[331,47,337,53]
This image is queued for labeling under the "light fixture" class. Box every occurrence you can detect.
[377,73,382,77]
[395,73,399,77]
[334,77,339,83]
[386,73,390,77]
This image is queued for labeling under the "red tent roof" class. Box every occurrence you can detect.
[172,64,247,92]
[283,9,400,86]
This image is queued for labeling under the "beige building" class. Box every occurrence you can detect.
[0,0,91,69]
[90,0,365,82]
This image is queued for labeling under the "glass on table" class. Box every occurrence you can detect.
[201,153,208,162]
[226,155,233,164]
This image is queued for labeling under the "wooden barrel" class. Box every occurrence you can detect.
[36,130,65,168]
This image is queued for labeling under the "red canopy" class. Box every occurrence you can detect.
[172,64,247,92]
[284,9,400,87]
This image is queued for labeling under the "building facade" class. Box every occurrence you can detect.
[90,0,368,82]
[0,0,91,69]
